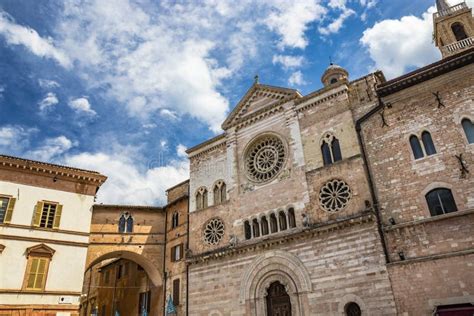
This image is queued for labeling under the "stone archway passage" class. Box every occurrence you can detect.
[86,250,163,287]
[266,281,292,316]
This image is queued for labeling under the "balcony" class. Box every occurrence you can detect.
[441,36,474,55]
[434,2,468,18]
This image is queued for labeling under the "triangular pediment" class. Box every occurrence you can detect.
[26,243,56,258]
[222,83,301,130]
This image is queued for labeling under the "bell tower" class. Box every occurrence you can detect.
[434,0,474,58]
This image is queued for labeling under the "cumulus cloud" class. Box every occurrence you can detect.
[265,0,327,49]
[27,136,76,161]
[65,151,189,205]
[38,92,59,111]
[0,11,71,68]
[38,79,60,89]
[176,144,188,158]
[0,125,38,154]
[360,6,440,78]
[288,71,306,86]
[68,97,97,116]
[272,55,304,69]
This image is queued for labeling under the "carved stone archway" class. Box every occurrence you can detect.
[240,251,312,316]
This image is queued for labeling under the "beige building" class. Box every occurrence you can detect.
[0,155,107,315]
[80,181,189,316]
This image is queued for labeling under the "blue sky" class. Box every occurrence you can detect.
[0,0,470,205]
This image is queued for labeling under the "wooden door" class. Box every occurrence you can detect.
[266,281,292,316]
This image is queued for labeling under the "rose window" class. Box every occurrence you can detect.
[319,179,352,212]
[203,218,225,245]
[245,135,286,183]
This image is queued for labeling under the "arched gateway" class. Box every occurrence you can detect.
[240,251,312,315]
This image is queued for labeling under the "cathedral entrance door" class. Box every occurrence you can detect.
[266,281,292,316]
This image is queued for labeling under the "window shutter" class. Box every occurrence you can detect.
[4,197,16,223]
[173,278,180,305]
[52,204,62,229]
[32,202,44,227]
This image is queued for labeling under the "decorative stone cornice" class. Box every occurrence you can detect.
[0,154,107,185]
[295,84,348,112]
[187,211,375,265]
[186,133,226,157]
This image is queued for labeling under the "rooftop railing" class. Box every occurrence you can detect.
[442,36,474,55]
[434,2,468,18]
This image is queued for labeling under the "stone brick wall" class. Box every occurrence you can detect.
[188,221,396,316]
[388,252,474,315]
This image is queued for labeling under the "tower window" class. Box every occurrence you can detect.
[462,118,474,143]
[330,78,338,84]
[451,22,468,41]
[426,188,458,216]
[321,133,342,166]
[409,132,436,160]
[195,187,208,210]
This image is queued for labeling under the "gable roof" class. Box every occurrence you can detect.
[221,83,301,130]
[26,243,56,258]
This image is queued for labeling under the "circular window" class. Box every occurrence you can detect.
[203,218,225,245]
[245,134,287,183]
[319,179,352,212]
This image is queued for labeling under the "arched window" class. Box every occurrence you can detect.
[330,78,338,84]
[288,208,296,228]
[195,187,208,210]
[119,212,133,233]
[126,216,134,233]
[279,211,287,231]
[462,118,474,143]
[213,180,226,205]
[451,22,468,41]
[345,302,362,316]
[244,221,251,240]
[321,133,342,166]
[261,216,269,235]
[421,131,436,155]
[426,188,458,216]
[172,212,179,229]
[410,135,424,159]
[118,214,126,233]
[270,213,278,233]
[252,218,260,238]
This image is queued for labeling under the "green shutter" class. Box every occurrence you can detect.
[53,204,62,229]
[4,197,16,223]
[32,201,43,227]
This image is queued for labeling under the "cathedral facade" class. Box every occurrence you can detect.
[184,1,474,315]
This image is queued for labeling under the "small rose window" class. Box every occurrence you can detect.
[319,179,352,212]
[203,218,225,245]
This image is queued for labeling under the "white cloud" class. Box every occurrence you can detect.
[64,151,189,205]
[38,79,60,89]
[272,55,304,69]
[318,7,355,35]
[0,126,38,154]
[27,136,76,161]
[176,144,187,158]
[68,97,97,116]
[360,0,377,9]
[264,0,327,49]
[360,6,441,78]
[0,85,4,98]
[38,92,59,111]
[0,11,71,68]
[160,109,179,120]
[288,71,306,86]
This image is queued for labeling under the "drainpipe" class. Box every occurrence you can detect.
[163,206,168,316]
[186,186,190,316]
[355,95,390,263]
